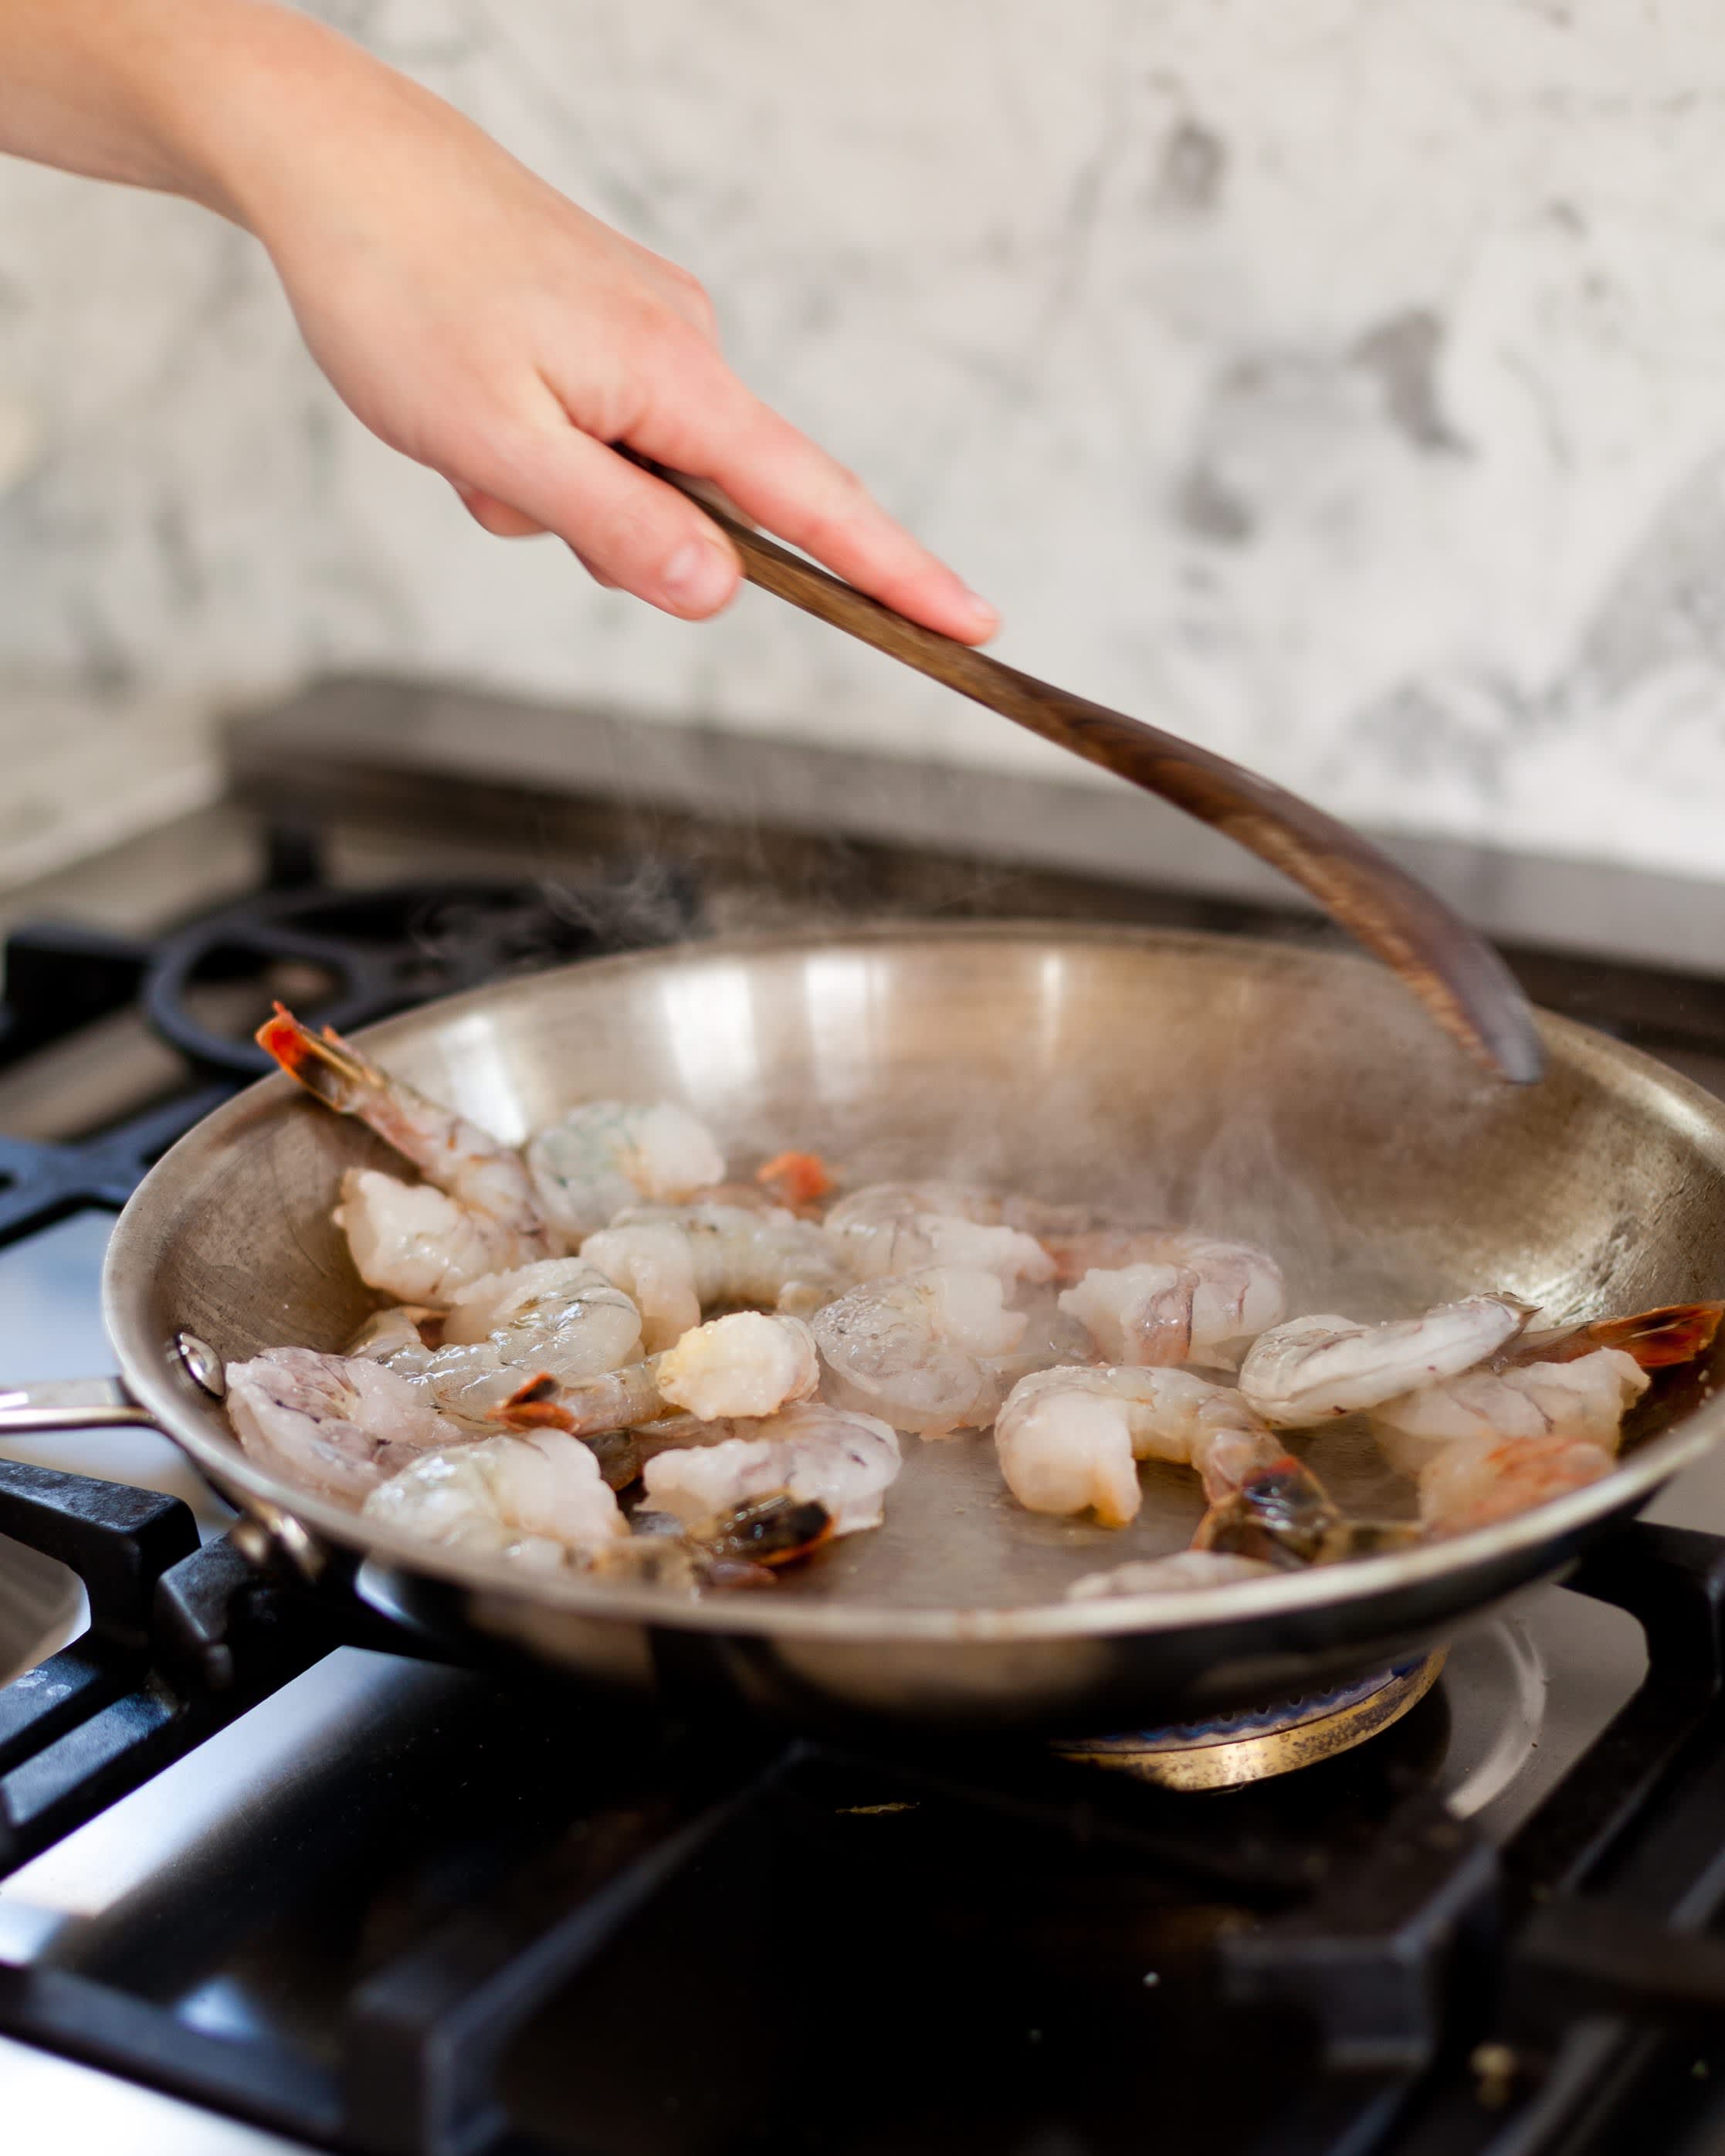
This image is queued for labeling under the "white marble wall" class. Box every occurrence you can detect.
[4,0,1725,879]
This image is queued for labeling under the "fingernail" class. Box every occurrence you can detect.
[960,585,999,634]
[660,535,736,614]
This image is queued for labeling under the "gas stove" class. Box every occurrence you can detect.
[5,675,1725,2154]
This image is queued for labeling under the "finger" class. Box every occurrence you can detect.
[452,482,547,539]
[451,483,620,589]
[630,385,998,644]
[568,544,619,590]
[470,425,740,619]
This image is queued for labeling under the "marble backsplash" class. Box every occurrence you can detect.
[3,1,1725,881]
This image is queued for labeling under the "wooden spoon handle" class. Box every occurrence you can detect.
[646,470,1542,1083]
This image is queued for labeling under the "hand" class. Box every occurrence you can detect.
[224,31,997,636]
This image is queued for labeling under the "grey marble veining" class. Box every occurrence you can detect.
[2,2,1725,883]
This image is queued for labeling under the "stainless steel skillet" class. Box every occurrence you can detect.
[2,922,1720,1736]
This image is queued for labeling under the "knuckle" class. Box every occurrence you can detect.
[661,262,718,332]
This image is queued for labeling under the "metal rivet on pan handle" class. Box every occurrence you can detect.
[173,1330,226,1398]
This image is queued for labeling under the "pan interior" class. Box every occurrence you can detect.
[106,925,1725,1615]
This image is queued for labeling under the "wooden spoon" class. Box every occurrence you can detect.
[644,466,1544,1083]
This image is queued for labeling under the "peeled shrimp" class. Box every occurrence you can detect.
[812,1266,1030,1436]
[1044,1230,1285,1361]
[581,1202,849,1351]
[225,1346,469,1507]
[822,1182,1053,1288]
[526,1100,725,1241]
[1066,1550,1276,1600]
[642,1402,902,1536]
[259,1007,554,1300]
[361,1427,625,1567]
[1238,1295,1532,1426]
[402,1258,642,1422]
[502,1310,822,1436]
[1058,1263,1253,1369]
[1417,1432,1615,1535]
[348,1304,438,1382]
[994,1364,1283,1526]
[1368,1348,1649,1480]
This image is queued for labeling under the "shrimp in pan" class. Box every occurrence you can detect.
[259,1005,554,1302]
[581,1203,849,1350]
[526,1100,725,1242]
[1362,1303,1720,1536]
[411,1259,643,1422]
[822,1182,1054,1288]
[361,1427,626,1567]
[642,1402,903,1537]
[1415,1432,1618,1535]
[1367,1348,1650,1482]
[812,1266,1030,1436]
[500,1310,821,1437]
[348,1305,439,1383]
[1042,1230,1286,1364]
[994,1364,1287,1527]
[1057,1265,1214,1369]
[225,1346,470,1507]
[1237,1295,1534,1426]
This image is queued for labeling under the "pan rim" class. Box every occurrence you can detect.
[102,918,1725,1646]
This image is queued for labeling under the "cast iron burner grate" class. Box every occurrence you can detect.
[0,846,699,1243]
[4,1466,1725,2155]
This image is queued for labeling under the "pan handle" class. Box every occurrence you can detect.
[0,1368,333,1585]
[0,1376,160,1432]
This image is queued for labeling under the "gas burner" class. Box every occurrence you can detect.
[1050,1615,1550,1805]
[1055,1650,1449,1788]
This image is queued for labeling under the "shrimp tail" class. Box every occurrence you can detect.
[1191,1456,1345,1568]
[493,1381,574,1432]
[697,1493,835,1567]
[256,1002,375,1111]
[1580,1300,1725,1369]
[757,1151,837,1209]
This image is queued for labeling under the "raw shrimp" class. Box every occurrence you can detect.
[361,1427,625,1566]
[334,1172,531,1307]
[1417,1432,1615,1535]
[348,1305,438,1382]
[1238,1296,1533,1426]
[413,1259,643,1421]
[259,1006,554,1300]
[500,1310,821,1436]
[642,1402,902,1536]
[1066,1551,1276,1600]
[260,1005,547,1246]
[1058,1266,1208,1368]
[526,1100,725,1241]
[225,1347,469,1507]
[581,1202,849,1351]
[822,1182,1053,1288]
[812,1266,1029,1436]
[1368,1348,1649,1480]
[994,1364,1285,1526]
[1043,1230,1286,1361]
